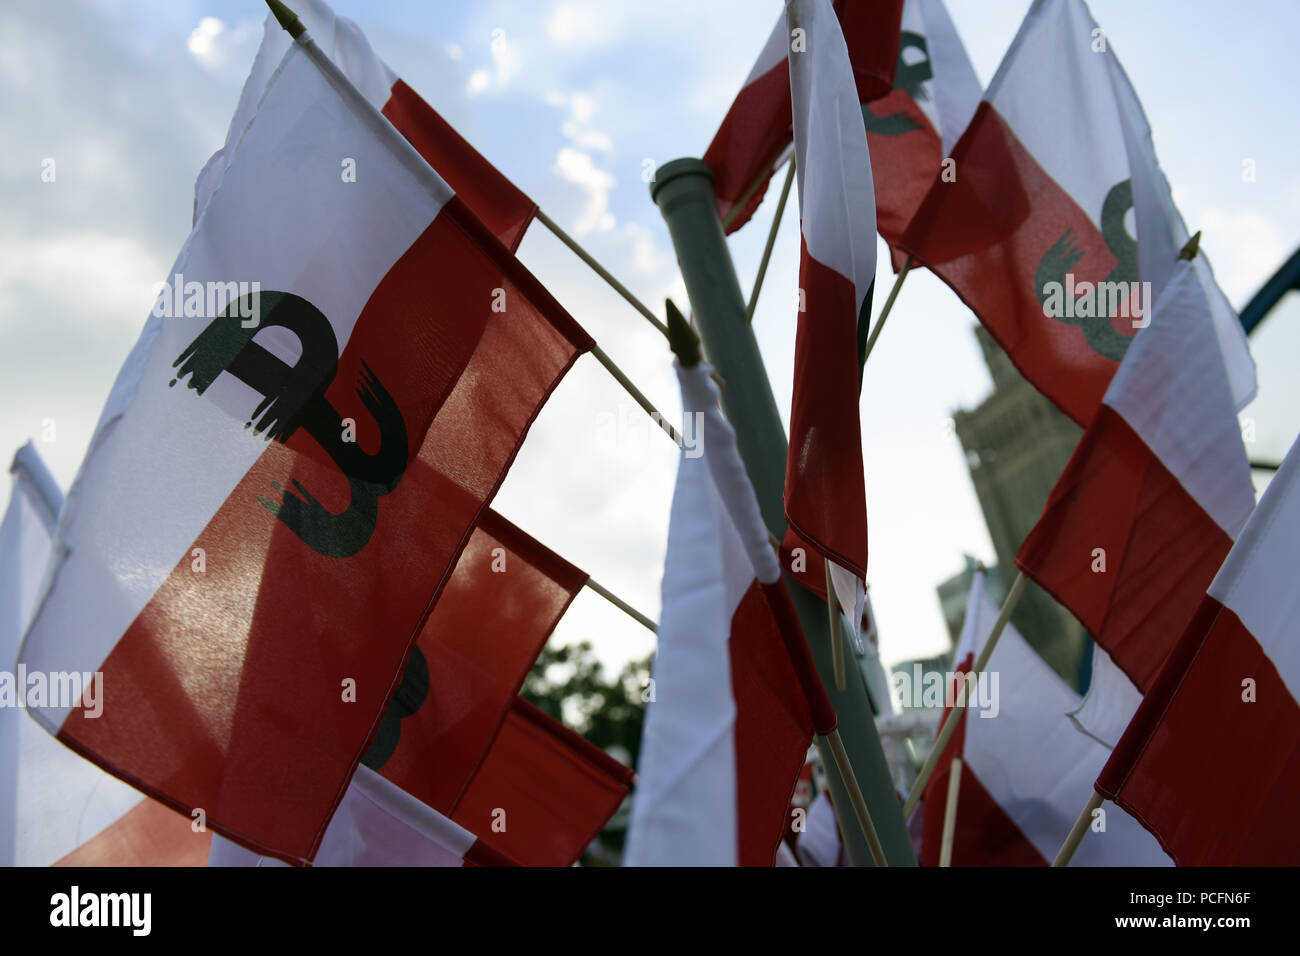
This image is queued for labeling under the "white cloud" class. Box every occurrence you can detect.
[552,147,616,234]
[186,17,225,67]
[464,27,522,96]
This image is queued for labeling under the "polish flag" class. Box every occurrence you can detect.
[625,362,835,866]
[1096,434,1300,865]
[866,0,981,267]
[17,31,590,864]
[209,765,514,868]
[194,0,536,251]
[1017,255,1256,695]
[703,0,902,233]
[786,0,877,629]
[899,0,1254,427]
[919,571,1169,865]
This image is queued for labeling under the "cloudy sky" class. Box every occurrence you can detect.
[3,0,1299,674]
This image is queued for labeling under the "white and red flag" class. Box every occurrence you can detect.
[17,28,590,864]
[209,765,513,868]
[625,361,836,866]
[703,0,902,233]
[785,0,877,629]
[195,0,536,251]
[919,571,1169,865]
[866,0,981,267]
[900,0,1254,427]
[1095,434,1300,865]
[1017,255,1257,695]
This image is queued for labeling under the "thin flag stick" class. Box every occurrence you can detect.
[900,570,1027,819]
[584,577,657,632]
[536,209,670,339]
[825,558,846,692]
[746,160,797,322]
[590,343,683,447]
[861,256,913,367]
[938,756,962,867]
[721,152,793,231]
[1053,791,1104,867]
[825,728,888,867]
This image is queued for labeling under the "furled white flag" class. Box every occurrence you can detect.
[625,360,834,866]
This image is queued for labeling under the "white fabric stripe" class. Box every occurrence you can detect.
[1207,434,1300,705]
[1068,646,1141,751]
[915,0,982,156]
[789,0,878,317]
[194,0,399,223]
[1102,257,1255,537]
[625,363,756,866]
[962,587,1170,865]
[680,364,781,586]
[742,11,790,89]
[19,45,446,730]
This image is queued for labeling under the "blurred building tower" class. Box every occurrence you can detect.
[951,326,1091,690]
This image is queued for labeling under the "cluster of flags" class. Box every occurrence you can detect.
[1,0,1295,868]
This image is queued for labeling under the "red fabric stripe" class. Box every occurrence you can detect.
[918,652,1046,866]
[1016,406,1234,694]
[452,696,633,866]
[900,102,1133,427]
[787,239,868,579]
[382,80,537,253]
[59,198,590,864]
[865,88,943,269]
[730,581,815,866]
[703,61,791,235]
[378,509,587,813]
[1098,597,1300,864]
[834,0,904,106]
[462,838,520,868]
[759,578,836,735]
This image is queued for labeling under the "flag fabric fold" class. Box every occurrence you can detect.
[703,0,903,233]
[899,0,1254,427]
[1096,434,1300,865]
[1016,256,1256,695]
[18,34,589,865]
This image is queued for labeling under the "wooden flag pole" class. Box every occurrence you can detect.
[589,343,683,447]
[536,209,670,338]
[746,160,797,322]
[824,728,888,867]
[1053,791,1104,867]
[584,577,657,632]
[825,558,847,692]
[860,256,913,367]
[938,756,963,867]
[900,570,1027,820]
